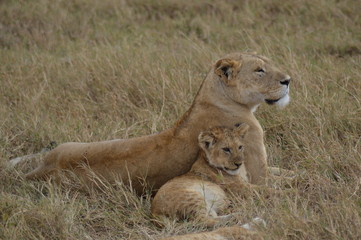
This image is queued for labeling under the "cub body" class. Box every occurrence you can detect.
[151,124,251,227]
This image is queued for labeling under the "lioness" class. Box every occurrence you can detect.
[152,125,276,227]
[18,52,291,193]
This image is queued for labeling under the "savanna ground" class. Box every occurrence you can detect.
[0,0,360,239]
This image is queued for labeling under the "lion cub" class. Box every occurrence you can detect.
[151,124,253,227]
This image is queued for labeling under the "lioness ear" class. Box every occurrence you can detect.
[234,123,250,138]
[198,131,216,151]
[214,58,241,84]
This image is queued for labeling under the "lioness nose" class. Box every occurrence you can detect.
[280,76,291,86]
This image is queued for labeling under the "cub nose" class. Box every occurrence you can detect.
[234,162,242,167]
[280,76,291,86]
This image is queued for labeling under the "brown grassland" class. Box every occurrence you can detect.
[0,0,360,239]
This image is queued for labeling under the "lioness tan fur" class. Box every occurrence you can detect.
[21,52,291,193]
[152,125,277,227]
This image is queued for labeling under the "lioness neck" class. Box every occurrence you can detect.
[173,73,258,136]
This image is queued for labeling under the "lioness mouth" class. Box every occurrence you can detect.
[265,98,281,105]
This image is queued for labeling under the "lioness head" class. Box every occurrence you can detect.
[198,124,249,175]
[214,53,291,110]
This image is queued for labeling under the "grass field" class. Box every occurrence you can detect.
[1,0,360,239]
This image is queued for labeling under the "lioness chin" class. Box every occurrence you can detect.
[13,52,291,194]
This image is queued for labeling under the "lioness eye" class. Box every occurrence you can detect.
[238,145,243,150]
[255,68,265,73]
[222,147,231,153]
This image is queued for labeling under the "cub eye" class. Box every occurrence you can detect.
[238,145,243,150]
[222,147,231,153]
[255,67,265,73]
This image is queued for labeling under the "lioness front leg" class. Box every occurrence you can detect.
[222,180,284,199]
[268,166,295,177]
[267,166,307,190]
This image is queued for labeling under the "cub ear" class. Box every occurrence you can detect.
[234,123,250,138]
[214,58,241,84]
[198,131,216,151]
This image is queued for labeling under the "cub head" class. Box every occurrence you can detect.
[214,52,291,110]
[198,123,249,175]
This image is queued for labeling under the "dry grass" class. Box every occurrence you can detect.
[0,0,360,239]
